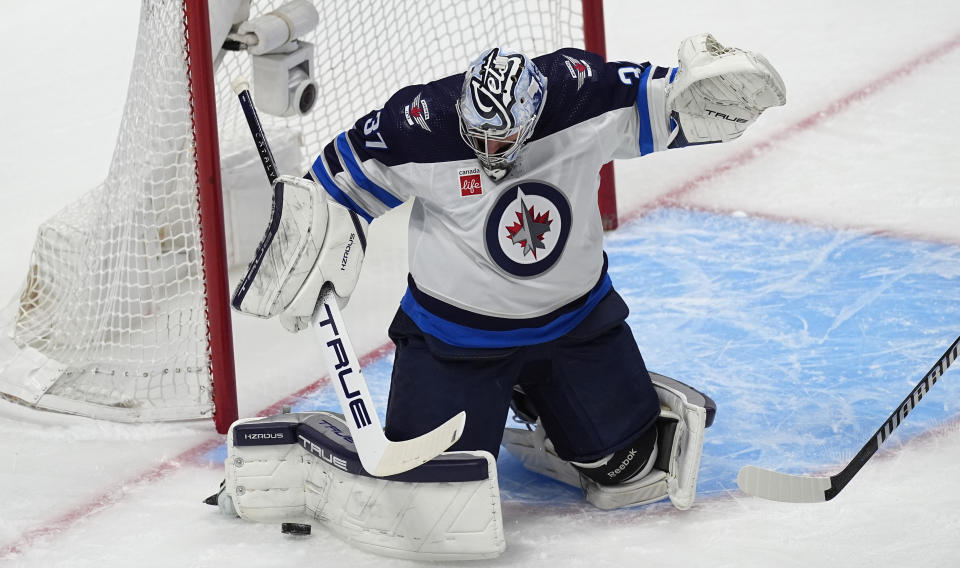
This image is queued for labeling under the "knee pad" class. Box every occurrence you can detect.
[651,373,716,509]
[503,372,716,510]
[571,423,658,486]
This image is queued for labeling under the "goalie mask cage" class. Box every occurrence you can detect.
[0,0,612,434]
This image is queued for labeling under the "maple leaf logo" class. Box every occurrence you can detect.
[562,55,591,90]
[505,190,552,258]
[404,93,431,131]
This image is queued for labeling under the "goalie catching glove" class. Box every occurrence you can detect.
[667,33,786,145]
[231,175,368,332]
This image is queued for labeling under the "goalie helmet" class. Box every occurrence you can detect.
[456,47,547,180]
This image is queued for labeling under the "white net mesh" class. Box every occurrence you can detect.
[215,0,585,181]
[0,0,585,422]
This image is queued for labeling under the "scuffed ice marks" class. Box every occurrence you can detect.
[604,208,960,490]
[258,208,960,502]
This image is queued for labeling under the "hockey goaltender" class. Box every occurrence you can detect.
[207,33,784,561]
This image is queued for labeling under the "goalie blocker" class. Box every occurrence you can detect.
[231,174,368,332]
[211,411,504,561]
[503,373,716,510]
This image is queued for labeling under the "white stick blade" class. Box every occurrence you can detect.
[737,465,832,503]
[365,411,467,477]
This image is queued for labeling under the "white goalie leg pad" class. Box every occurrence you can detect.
[586,374,712,510]
[222,412,505,561]
[231,174,367,332]
[501,420,583,489]
[666,33,786,144]
[502,373,714,511]
[650,373,712,510]
[222,414,310,522]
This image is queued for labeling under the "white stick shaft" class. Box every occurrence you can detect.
[312,287,465,477]
[312,290,387,468]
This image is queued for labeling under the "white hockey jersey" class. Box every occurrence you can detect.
[309,48,683,348]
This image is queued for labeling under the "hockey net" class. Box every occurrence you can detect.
[0,0,596,432]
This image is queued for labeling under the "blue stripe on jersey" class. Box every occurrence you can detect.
[399,274,614,348]
[322,140,344,177]
[310,154,374,223]
[669,66,678,83]
[636,65,655,156]
[336,132,403,209]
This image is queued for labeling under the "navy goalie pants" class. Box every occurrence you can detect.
[383,289,661,463]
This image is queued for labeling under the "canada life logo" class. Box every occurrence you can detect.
[458,167,483,197]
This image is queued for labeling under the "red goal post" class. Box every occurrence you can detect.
[0,0,614,434]
[187,0,239,434]
[582,0,619,231]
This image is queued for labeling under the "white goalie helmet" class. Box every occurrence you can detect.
[457,47,547,180]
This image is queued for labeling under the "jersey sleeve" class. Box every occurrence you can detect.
[532,49,681,164]
[306,76,469,224]
[605,61,680,160]
[307,105,410,224]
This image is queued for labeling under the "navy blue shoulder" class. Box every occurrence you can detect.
[338,49,653,168]
[345,73,474,167]
[531,48,650,141]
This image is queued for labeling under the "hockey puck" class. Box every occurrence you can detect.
[281,522,312,536]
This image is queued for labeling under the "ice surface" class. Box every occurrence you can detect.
[2,1,960,566]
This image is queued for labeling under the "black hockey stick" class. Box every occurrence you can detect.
[232,79,465,476]
[737,334,960,502]
[233,80,279,186]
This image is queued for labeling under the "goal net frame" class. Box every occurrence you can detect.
[0,0,613,434]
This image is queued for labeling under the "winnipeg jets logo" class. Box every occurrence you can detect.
[505,189,551,258]
[404,92,431,131]
[485,182,571,277]
[468,48,525,129]
[563,55,592,90]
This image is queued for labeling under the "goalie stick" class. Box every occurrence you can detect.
[737,334,960,503]
[232,78,466,476]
